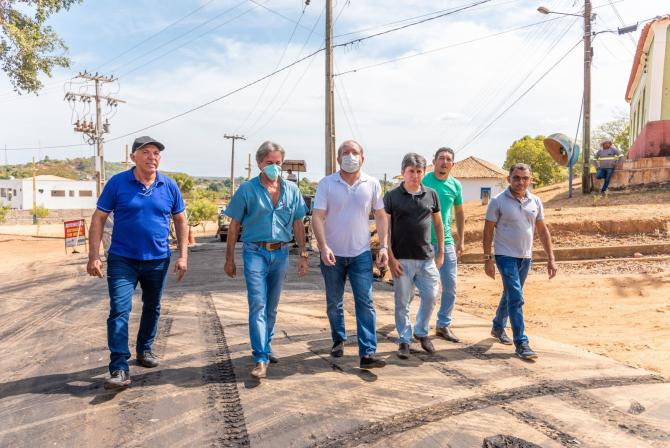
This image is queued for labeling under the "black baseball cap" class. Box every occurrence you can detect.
[132,136,165,152]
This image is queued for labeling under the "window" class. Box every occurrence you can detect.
[0,188,5,198]
[13,189,16,196]
[480,187,492,199]
[51,190,65,197]
[79,190,93,197]
[38,189,44,194]
[69,190,75,197]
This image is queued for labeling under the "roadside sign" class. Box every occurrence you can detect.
[64,219,87,253]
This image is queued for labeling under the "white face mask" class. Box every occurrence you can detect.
[340,153,361,173]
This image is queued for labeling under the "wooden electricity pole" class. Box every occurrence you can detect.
[325,0,336,175]
[125,144,130,170]
[246,153,252,179]
[224,134,246,195]
[32,157,37,223]
[65,71,125,197]
[582,0,592,194]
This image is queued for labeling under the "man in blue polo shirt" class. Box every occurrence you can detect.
[87,136,188,390]
[224,141,307,380]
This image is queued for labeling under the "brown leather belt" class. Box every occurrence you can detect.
[255,242,285,251]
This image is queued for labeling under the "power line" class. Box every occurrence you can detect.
[97,0,220,71]
[457,39,582,153]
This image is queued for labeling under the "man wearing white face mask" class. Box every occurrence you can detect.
[224,141,308,379]
[313,140,389,369]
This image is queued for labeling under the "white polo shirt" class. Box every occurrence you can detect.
[313,171,384,257]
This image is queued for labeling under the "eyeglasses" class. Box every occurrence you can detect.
[140,183,159,197]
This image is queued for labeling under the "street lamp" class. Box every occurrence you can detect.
[537,6,583,17]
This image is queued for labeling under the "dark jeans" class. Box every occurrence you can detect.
[596,167,615,193]
[320,251,377,358]
[106,253,170,373]
[492,255,531,347]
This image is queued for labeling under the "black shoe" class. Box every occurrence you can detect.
[269,353,279,364]
[515,342,538,360]
[360,355,386,369]
[414,335,436,354]
[331,341,344,358]
[104,370,131,390]
[137,351,159,368]
[490,328,513,345]
[397,343,410,359]
[435,326,460,343]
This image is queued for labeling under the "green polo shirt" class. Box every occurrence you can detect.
[422,172,463,246]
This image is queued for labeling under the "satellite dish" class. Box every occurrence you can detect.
[543,133,580,167]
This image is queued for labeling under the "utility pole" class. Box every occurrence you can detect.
[3,145,7,177]
[325,0,336,175]
[125,144,130,170]
[224,134,246,196]
[65,71,125,197]
[582,0,592,194]
[246,153,252,179]
[32,156,37,223]
[383,173,387,195]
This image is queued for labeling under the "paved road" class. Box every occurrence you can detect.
[1,242,668,447]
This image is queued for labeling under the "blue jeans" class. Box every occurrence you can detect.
[492,255,531,346]
[434,244,458,328]
[320,251,377,358]
[596,167,615,192]
[106,253,170,373]
[394,259,440,344]
[242,242,289,363]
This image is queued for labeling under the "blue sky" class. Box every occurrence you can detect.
[1,0,667,180]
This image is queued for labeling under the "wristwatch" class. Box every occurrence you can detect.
[483,254,493,261]
[300,251,309,259]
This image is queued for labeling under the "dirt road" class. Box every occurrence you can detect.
[1,238,669,447]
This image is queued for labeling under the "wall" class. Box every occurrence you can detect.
[595,156,670,190]
[21,179,97,210]
[0,179,23,209]
[457,178,506,203]
[3,208,95,225]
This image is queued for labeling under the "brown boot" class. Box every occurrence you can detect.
[251,362,268,379]
[436,326,460,343]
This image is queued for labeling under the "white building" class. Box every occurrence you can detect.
[0,175,97,210]
[451,156,507,202]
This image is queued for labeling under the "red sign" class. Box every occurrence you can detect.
[64,219,87,249]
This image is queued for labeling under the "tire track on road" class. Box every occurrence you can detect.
[200,292,250,448]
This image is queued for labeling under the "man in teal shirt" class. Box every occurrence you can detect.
[422,147,465,343]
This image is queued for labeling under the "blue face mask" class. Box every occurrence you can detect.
[263,163,282,180]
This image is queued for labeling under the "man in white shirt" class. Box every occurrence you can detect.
[312,140,389,369]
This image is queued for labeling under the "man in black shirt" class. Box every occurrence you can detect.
[384,153,444,358]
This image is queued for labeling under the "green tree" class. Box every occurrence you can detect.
[503,135,567,188]
[592,118,630,155]
[0,205,10,223]
[0,0,81,94]
[171,173,194,194]
[298,177,316,195]
[187,198,217,232]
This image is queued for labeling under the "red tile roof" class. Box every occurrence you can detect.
[451,156,507,179]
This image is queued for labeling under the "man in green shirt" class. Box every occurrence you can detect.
[422,147,465,343]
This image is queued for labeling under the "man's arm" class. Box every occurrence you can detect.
[373,208,388,268]
[87,209,110,278]
[454,204,465,257]
[292,218,308,277]
[483,220,496,279]
[224,219,241,278]
[386,212,402,278]
[535,219,557,279]
[312,209,335,266]
[433,212,445,269]
[172,211,189,282]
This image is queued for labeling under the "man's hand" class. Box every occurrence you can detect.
[298,257,308,277]
[547,259,558,279]
[484,259,496,279]
[320,246,336,266]
[87,257,104,278]
[174,257,187,282]
[389,258,403,278]
[456,241,464,258]
[224,258,236,278]
[435,251,444,270]
[376,247,388,268]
